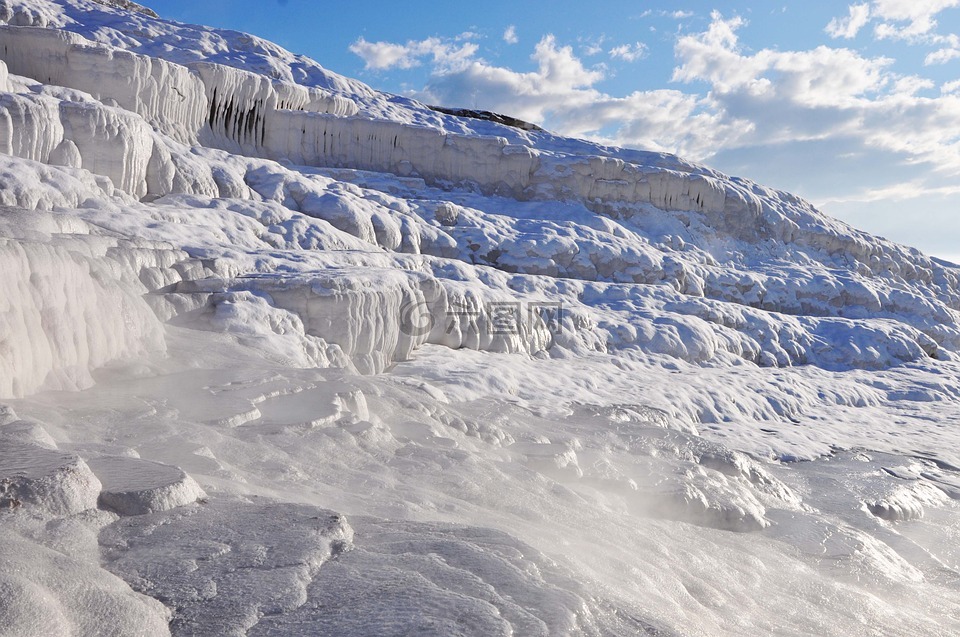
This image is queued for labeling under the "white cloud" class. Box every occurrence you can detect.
[826,1,960,47]
[924,34,960,62]
[349,38,420,70]
[926,46,960,63]
[892,75,935,94]
[639,9,694,19]
[942,79,960,93]
[371,12,960,190]
[503,25,518,45]
[417,34,603,125]
[583,43,604,56]
[872,0,960,38]
[818,180,960,204]
[609,42,648,62]
[414,34,735,158]
[530,35,604,88]
[349,36,479,71]
[579,35,608,57]
[674,12,892,105]
[349,12,960,260]
[825,4,871,38]
[671,12,960,173]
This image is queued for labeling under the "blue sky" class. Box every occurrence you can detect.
[147,1,960,262]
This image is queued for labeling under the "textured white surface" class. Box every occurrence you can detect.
[0,509,172,637]
[0,210,174,397]
[0,1,959,635]
[0,441,100,514]
[87,455,206,516]
[0,25,206,142]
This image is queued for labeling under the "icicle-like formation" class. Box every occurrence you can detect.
[0,90,171,198]
[193,61,357,154]
[0,92,62,161]
[0,24,741,216]
[0,211,181,398]
[178,269,553,375]
[263,111,539,198]
[0,23,757,220]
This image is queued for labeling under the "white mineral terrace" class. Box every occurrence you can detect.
[0,2,959,636]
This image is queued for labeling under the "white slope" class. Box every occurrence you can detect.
[0,1,958,636]
[88,455,206,516]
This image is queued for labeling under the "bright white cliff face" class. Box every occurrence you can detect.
[0,211,170,397]
[1,2,960,636]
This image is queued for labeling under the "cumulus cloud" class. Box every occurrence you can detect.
[348,11,960,259]
[608,42,648,62]
[926,46,960,63]
[671,12,960,172]
[823,0,960,87]
[871,0,960,38]
[942,78,960,93]
[416,34,603,125]
[503,25,518,45]
[349,36,479,71]
[354,11,960,185]
[674,12,892,106]
[892,75,935,94]
[924,33,960,63]
[827,0,960,42]
[413,34,736,158]
[825,3,871,38]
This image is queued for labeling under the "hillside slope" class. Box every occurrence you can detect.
[1,2,959,635]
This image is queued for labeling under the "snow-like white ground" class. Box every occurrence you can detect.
[1,1,959,635]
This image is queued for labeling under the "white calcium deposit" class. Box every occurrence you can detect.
[0,1,959,636]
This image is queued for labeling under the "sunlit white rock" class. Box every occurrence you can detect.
[0,441,100,514]
[86,455,206,516]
